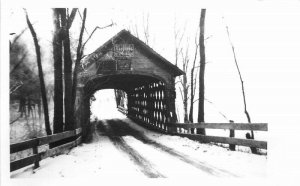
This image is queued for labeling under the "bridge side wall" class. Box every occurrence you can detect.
[126,78,177,131]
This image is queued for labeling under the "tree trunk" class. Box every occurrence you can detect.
[61,9,74,131]
[19,96,26,117]
[52,8,64,134]
[71,9,87,117]
[189,68,194,123]
[197,9,206,135]
[25,11,52,135]
[183,74,188,123]
[189,39,199,124]
[37,97,41,119]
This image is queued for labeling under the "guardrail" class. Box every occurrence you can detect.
[10,128,82,172]
[128,114,267,151]
[165,122,268,150]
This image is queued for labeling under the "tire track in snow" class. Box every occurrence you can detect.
[96,120,165,178]
[114,119,238,177]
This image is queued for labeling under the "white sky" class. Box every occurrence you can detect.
[2,0,300,185]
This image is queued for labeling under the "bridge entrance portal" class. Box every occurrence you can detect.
[75,30,184,140]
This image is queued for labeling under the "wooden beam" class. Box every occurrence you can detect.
[11,135,82,172]
[40,140,76,159]
[166,123,268,131]
[37,130,76,146]
[11,128,82,154]
[176,133,267,149]
[10,154,38,172]
[10,139,38,154]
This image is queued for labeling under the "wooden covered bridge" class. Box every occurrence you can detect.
[74,29,184,139]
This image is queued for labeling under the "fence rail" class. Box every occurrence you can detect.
[174,133,267,149]
[165,122,268,150]
[10,128,82,172]
[128,115,268,151]
[167,123,268,131]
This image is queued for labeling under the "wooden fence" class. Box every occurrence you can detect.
[165,122,268,150]
[10,128,82,172]
[119,109,268,152]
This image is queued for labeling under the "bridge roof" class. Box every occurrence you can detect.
[83,29,184,77]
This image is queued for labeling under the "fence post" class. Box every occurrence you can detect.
[32,138,40,169]
[229,120,236,151]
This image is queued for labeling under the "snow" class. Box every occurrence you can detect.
[10,90,267,180]
[11,129,145,179]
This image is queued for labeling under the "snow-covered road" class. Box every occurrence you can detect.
[98,119,241,178]
[11,118,267,178]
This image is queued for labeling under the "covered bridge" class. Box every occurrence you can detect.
[74,29,184,139]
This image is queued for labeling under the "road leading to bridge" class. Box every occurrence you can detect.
[97,120,166,178]
[96,119,238,178]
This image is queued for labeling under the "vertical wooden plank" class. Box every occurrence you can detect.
[229,120,236,151]
[32,142,40,169]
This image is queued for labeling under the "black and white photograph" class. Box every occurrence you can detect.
[1,0,300,185]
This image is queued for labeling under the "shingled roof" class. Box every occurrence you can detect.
[83,29,184,77]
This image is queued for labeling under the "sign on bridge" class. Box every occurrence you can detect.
[113,44,134,59]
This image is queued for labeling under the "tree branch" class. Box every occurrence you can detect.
[178,86,184,102]
[82,22,114,49]
[78,10,89,35]
[204,98,229,121]
[11,27,28,46]
[67,8,77,29]
[10,82,23,94]
[10,52,27,74]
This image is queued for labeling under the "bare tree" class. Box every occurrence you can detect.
[173,19,185,66]
[61,9,73,131]
[178,41,190,123]
[24,10,52,135]
[197,9,206,135]
[224,17,257,154]
[71,8,87,118]
[60,8,77,131]
[173,21,191,123]
[52,8,64,135]
[189,32,199,124]
[128,13,151,46]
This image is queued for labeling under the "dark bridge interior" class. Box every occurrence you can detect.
[84,74,164,94]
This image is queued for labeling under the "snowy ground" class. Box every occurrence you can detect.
[10,90,267,179]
